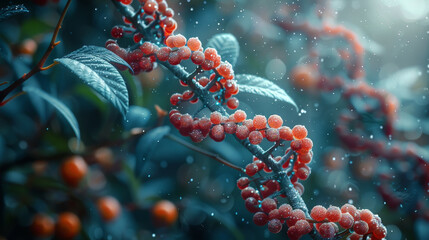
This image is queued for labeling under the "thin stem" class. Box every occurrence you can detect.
[166,134,245,173]
[0,0,72,106]
[263,140,284,158]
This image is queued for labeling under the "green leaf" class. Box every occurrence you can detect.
[236,74,298,111]
[55,46,131,117]
[23,86,81,140]
[0,4,29,22]
[19,18,52,40]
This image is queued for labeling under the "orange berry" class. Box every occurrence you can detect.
[253,115,267,130]
[292,125,307,140]
[60,156,88,187]
[152,200,178,226]
[267,114,283,128]
[55,212,81,239]
[187,37,201,51]
[31,214,54,238]
[97,196,121,221]
[204,48,217,61]
[233,110,247,123]
[173,34,186,48]
[290,64,319,90]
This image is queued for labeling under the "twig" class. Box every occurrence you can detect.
[0,0,72,106]
[166,134,245,173]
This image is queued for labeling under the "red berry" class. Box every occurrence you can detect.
[253,115,267,130]
[266,128,280,142]
[111,26,123,38]
[156,47,171,61]
[173,34,186,48]
[287,226,301,240]
[286,209,305,227]
[143,0,158,15]
[241,187,257,200]
[210,112,222,124]
[191,51,204,65]
[373,225,387,238]
[292,125,307,140]
[318,223,335,239]
[310,205,327,222]
[170,93,182,106]
[245,163,259,177]
[187,37,201,51]
[295,220,312,235]
[293,182,305,195]
[249,131,263,145]
[245,197,260,213]
[253,212,268,226]
[326,206,342,222]
[168,51,181,65]
[178,46,191,60]
[296,167,310,180]
[237,177,250,190]
[204,48,218,61]
[166,36,175,48]
[268,209,281,220]
[179,114,193,131]
[261,198,277,213]
[279,126,293,140]
[226,97,239,109]
[224,122,237,134]
[279,204,292,219]
[235,125,250,140]
[341,204,358,219]
[268,115,283,128]
[290,140,302,151]
[359,209,373,224]
[201,59,214,70]
[267,219,282,233]
[189,129,204,143]
[353,220,369,235]
[339,212,354,229]
[209,125,225,142]
[233,110,246,123]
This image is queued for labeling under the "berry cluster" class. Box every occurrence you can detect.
[113,0,177,37]
[238,197,387,240]
[169,109,312,150]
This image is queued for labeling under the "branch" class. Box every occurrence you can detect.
[166,134,245,173]
[111,1,320,238]
[0,0,72,106]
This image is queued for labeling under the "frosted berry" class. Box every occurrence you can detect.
[204,48,218,61]
[210,111,222,124]
[191,51,204,65]
[226,97,239,109]
[326,206,342,222]
[318,223,335,239]
[143,0,158,15]
[268,115,283,128]
[267,219,282,233]
[233,110,246,123]
[292,125,307,140]
[237,177,250,190]
[339,212,354,229]
[253,115,267,130]
[266,128,280,142]
[253,212,268,226]
[353,220,369,235]
[249,131,263,145]
[187,37,201,51]
[278,126,293,140]
[278,204,292,218]
[261,198,277,213]
[245,197,260,213]
[235,125,250,140]
[210,125,225,142]
[310,205,327,222]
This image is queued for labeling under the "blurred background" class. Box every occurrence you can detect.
[0,0,428,239]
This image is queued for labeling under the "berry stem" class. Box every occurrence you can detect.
[166,134,245,173]
[0,0,72,106]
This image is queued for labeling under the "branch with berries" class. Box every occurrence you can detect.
[108,0,387,239]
